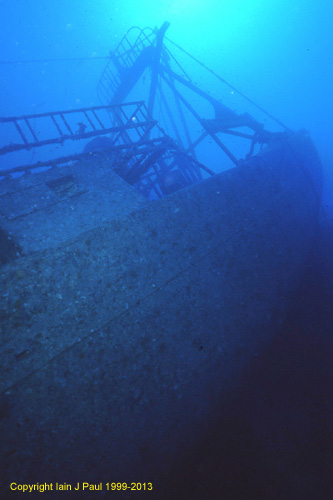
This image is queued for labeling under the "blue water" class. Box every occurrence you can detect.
[1,2,332,498]
[1,0,332,210]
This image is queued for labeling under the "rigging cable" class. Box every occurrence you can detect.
[0,56,110,65]
[1,39,288,131]
[164,35,290,131]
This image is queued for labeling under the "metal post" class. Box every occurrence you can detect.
[147,22,170,128]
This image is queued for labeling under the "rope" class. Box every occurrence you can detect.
[165,36,290,131]
[0,56,110,65]
[1,35,288,131]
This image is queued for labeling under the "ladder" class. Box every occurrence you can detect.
[0,101,159,156]
[97,26,155,105]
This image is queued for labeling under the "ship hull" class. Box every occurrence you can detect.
[0,131,322,488]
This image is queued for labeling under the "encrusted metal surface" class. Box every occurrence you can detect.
[0,132,322,489]
[0,153,147,254]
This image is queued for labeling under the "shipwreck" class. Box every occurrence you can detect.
[0,23,322,491]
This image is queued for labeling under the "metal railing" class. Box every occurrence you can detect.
[0,101,158,156]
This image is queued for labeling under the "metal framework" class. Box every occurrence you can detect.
[0,22,284,199]
[0,100,210,199]
[97,23,276,167]
[0,101,157,155]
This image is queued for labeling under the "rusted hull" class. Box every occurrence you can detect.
[0,131,322,491]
